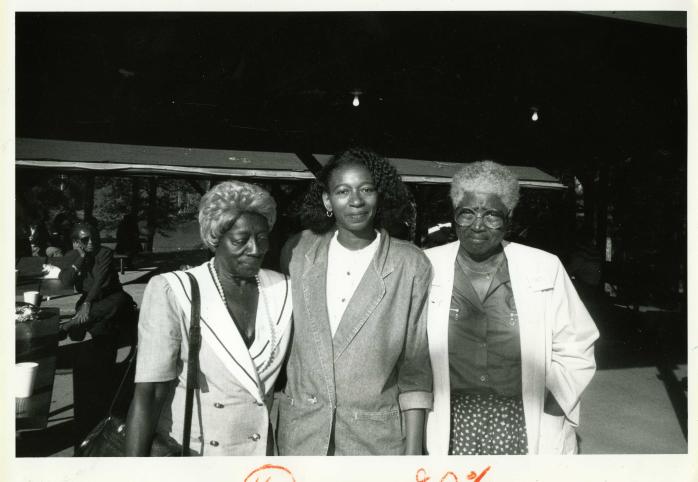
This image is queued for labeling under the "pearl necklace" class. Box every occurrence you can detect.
[209,259,277,372]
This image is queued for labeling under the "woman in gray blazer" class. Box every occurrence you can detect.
[277,148,433,455]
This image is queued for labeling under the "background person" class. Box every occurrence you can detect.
[46,212,75,257]
[58,221,136,447]
[115,213,143,258]
[424,161,599,455]
[276,147,432,456]
[28,219,50,257]
[125,181,292,456]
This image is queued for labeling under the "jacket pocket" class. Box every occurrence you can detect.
[353,408,401,422]
[338,408,405,455]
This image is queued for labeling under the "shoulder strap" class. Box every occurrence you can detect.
[181,272,201,456]
[106,347,137,416]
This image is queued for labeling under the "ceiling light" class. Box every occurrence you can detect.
[351,89,362,108]
[530,107,539,122]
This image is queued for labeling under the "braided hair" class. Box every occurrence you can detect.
[300,147,416,240]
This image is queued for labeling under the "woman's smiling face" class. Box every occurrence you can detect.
[322,163,379,238]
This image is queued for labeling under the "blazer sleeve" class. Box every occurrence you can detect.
[546,258,600,426]
[58,249,84,289]
[135,275,183,383]
[84,248,114,303]
[396,258,434,412]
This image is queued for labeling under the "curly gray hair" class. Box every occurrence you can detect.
[450,161,520,212]
[198,180,276,250]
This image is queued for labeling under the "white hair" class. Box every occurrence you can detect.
[449,160,520,212]
[198,181,276,250]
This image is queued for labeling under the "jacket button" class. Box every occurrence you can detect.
[214,402,224,408]
[480,374,488,383]
[209,440,219,447]
[249,433,261,442]
[307,395,318,404]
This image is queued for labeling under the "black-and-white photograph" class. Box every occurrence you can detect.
[9,6,690,478]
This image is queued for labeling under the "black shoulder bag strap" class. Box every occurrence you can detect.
[181,272,202,456]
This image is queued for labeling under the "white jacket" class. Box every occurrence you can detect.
[424,241,599,454]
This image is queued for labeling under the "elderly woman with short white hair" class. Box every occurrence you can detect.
[125,180,292,456]
[424,161,599,455]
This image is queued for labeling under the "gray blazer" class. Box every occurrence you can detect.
[277,229,433,455]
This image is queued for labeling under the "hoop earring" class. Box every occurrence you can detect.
[326,210,333,218]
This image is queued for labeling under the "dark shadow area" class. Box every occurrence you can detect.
[16,420,75,457]
[651,309,689,440]
[576,285,686,370]
[55,342,80,370]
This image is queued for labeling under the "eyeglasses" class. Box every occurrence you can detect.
[454,208,508,229]
[79,236,91,244]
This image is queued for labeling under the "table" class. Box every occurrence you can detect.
[15,308,60,431]
[16,256,76,301]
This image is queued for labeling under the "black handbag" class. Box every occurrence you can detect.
[75,272,202,457]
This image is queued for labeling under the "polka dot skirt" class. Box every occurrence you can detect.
[448,392,528,455]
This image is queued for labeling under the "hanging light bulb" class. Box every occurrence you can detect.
[530,107,539,122]
[351,89,362,108]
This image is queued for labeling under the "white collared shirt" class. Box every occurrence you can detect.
[326,230,381,337]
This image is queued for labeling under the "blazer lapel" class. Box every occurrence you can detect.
[332,230,392,362]
[167,265,264,402]
[300,232,336,398]
[503,242,546,452]
[425,241,459,455]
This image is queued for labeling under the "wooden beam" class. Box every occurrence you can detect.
[295,152,323,177]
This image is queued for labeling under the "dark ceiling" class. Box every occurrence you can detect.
[15,12,687,172]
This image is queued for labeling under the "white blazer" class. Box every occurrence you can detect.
[424,241,599,454]
[147,265,293,455]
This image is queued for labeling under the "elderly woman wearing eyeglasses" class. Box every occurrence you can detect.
[424,161,599,455]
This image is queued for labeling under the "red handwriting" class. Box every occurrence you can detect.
[417,466,491,482]
[244,463,490,482]
[244,464,296,482]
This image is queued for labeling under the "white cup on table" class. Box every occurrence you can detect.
[15,362,39,398]
[23,291,42,307]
